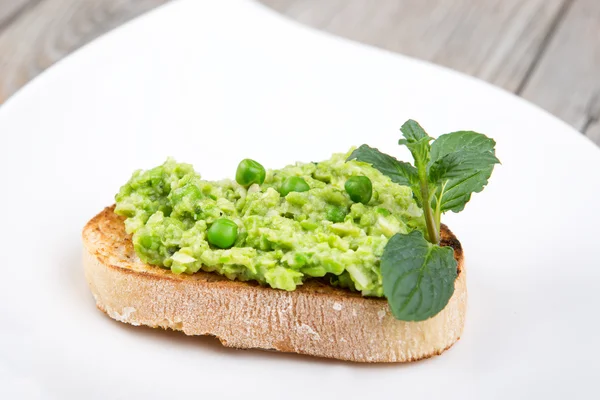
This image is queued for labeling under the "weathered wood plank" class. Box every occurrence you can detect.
[0,0,170,102]
[0,0,34,28]
[521,0,600,145]
[260,0,566,92]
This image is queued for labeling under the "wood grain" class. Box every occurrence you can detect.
[0,0,170,101]
[261,0,566,93]
[521,0,600,137]
[0,0,33,28]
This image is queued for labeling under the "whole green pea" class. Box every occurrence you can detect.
[236,159,266,187]
[207,218,238,249]
[279,176,310,196]
[344,176,373,204]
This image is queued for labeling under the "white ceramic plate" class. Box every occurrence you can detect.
[1,0,599,398]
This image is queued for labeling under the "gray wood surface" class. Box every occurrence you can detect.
[0,0,169,99]
[263,0,566,93]
[0,0,31,28]
[521,0,600,138]
[0,0,599,147]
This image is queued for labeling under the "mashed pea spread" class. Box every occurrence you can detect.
[115,150,425,296]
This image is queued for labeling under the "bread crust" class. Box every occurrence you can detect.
[82,206,466,362]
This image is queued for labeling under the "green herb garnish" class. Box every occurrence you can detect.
[349,119,499,321]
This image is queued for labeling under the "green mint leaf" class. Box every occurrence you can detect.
[398,119,431,143]
[433,170,493,212]
[428,131,499,213]
[381,230,457,321]
[430,130,496,162]
[399,120,433,169]
[347,145,418,188]
[429,150,500,182]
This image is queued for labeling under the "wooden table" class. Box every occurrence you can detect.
[1,0,599,146]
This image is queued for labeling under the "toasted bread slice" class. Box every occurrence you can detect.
[82,206,466,362]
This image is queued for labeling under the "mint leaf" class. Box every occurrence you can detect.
[428,131,499,213]
[399,120,433,169]
[381,230,457,321]
[430,131,496,162]
[399,119,431,143]
[348,145,418,188]
[429,150,500,182]
[433,170,493,212]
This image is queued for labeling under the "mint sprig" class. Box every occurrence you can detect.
[349,119,499,321]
